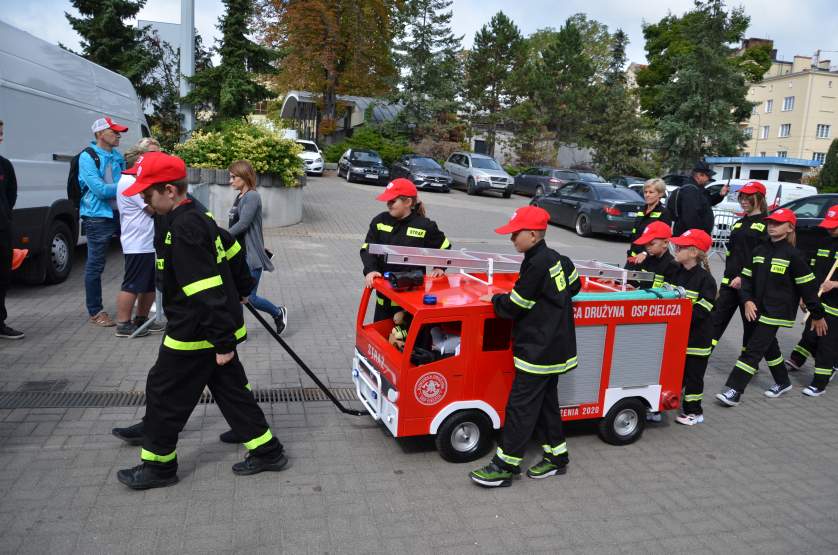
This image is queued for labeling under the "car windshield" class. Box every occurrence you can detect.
[624,177,645,184]
[411,157,442,170]
[596,186,643,201]
[471,158,502,170]
[352,151,382,163]
[578,172,604,182]
[296,142,319,153]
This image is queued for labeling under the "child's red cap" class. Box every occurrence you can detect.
[671,229,712,252]
[376,178,418,201]
[818,204,838,229]
[765,208,797,226]
[122,152,187,196]
[633,221,672,245]
[738,181,766,195]
[494,205,550,234]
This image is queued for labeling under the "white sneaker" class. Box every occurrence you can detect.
[675,413,704,426]
[764,383,792,398]
[802,386,825,397]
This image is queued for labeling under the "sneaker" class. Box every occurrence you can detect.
[114,321,148,338]
[133,316,166,334]
[274,306,288,336]
[764,383,792,398]
[646,411,663,423]
[802,385,826,397]
[112,421,145,445]
[117,463,178,490]
[716,388,741,407]
[89,311,116,327]
[232,451,288,476]
[526,458,568,479]
[469,461,515,488]
[219,429,244,444]
[0,325,24,340]
[784,359,800,372]
[675,413,704,426]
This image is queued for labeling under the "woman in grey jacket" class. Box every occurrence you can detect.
[227,160,288,334]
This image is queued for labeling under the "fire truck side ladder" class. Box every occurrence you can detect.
[367,244,654,291]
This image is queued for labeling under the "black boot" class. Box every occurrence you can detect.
[117,463,178,490]
[219,429,244,444]
[112,421,145,445]
[232,451,288,476]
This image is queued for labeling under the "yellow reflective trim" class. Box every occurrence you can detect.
[361,242,369,250]
[750,222,765,232]
[244,429,273,450]
[742,268,752,277]
[732,222,742,229]
[650,211,661,218]
[686,347,712,357]
[568,269,579,284]
[770,264,787,274]
[814,367,833,375]
[205,211,215,220]
[245,383,252,392]
[542,442,568,456]
[549,262,562,278]
[214,236,225,263]
[794,273,815,284]
[510,289,535,309]
[823,303,838,317]
[376,297,384,306]
[752,256,765,264]
[770,258,790,266]
[406,227,426,238]
[376,223,393,232]
[514,356,578,375]
[793,344,811,359]
[440,238,451,249]
[766,356,784,367]
[496,447,522,466]
[816,249,830,257]
[156,258,164,270]
[182,275,223,296]
[163,324,247,351]
[140,448,176,463]
[758,315,794,327]
[736,360,757,375]
[164,231,172,245]
[225,240,242,260]
[684,394,703,401]
[696,298,713,312]
[721,277,730,285]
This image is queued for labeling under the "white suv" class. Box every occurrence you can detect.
[296,140,324,176]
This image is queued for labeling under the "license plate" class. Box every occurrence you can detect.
[365,174,377,179]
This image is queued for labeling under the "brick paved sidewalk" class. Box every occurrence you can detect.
[1,176,837,553]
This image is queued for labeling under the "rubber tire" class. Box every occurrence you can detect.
[502,190,511,199]
[535,185,544,197]
[575,213,592,237]
[346,170,355,183]
[598,398,646,446]
[44,219,74,284]
[466,177,476,196]
[435,410,494,463]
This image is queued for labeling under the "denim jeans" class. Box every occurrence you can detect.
[83,217,117,316]
[249,268,281,318]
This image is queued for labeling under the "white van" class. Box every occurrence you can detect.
[711,178,817,215]
[0,19,149,284]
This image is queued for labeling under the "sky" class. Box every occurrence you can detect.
[2,0,837,68]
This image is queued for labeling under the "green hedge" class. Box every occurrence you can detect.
[323,127,412,165]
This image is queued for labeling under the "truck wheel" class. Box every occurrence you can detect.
[575,213,592,237]
[502,190,512,199]
[435,410,493,463]
[44,220,73,284]
[466,177,476,196]
[598,398,646,446]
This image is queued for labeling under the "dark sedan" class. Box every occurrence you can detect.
[389,155,452,192]
[514,167,575,196]
[337,148,390,184]
[532,181,645,237]
[776,193,838,260]
[612,175,647,187]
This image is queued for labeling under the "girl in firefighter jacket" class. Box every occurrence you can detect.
[717,208,827,407]
[470,206,581,488]
[360,178,451,320]
[785,204,838,396]
[666,230,717,425]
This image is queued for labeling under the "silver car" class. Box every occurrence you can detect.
[444,152,513,197]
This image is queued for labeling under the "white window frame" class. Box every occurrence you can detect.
[777,151,788,158]
[813,152,826,163]
[744,127,753,139]
[760,125,770,139]
[765,99,774,113]
[778,124,791,138]
[817,124,831,139]
[782,96,795,111]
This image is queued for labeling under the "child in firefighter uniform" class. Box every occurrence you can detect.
[784,204,838,396]
[360,178,451,321]
[470,206,580,487]
[630,221,678,288]
[717,208,827,407]
[116,152,287,490]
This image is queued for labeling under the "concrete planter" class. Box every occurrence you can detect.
[200,182,303,228]
[200,168,215,184]
[187,167,202,184]
[215,169,229,185]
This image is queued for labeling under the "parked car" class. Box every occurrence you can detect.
[443,152,513,197]
[513,167,579,196]
[389,155,452,193]
[337,148,390,184]
[531,181,645,237]
[295,140,324,176]
[775,193,838,261]
[711,179,817,215]
[611,175,646,187]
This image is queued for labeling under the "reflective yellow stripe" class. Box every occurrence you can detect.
[406,227,426,238]
[542,442,568,456]
[758,315,794,327]
[376,223,393,232]
[823,303,838,317]
[795,273,815,285]
[721,277,730,285]
[814,367,833,375]
[440,238,451,249]
[140,448,176,463]
[766,356,784,367]
[361,242,369,250]
[752,256,764,264]
[163,324,247,350]
[243,429,273,450]
[568,269,578,284]
[684,394,703,401]
[496,447,522,466]
[182,275,223,296]
[736,360,757,375]
[793,344,811,359]
[650,211,661,218]
[514,356,578,374]
[510,289,535,309]
[205,211,215,220]
[245,383,252,392]
[214,236,225,263]
[686,347,712,357]
[696,298,713,312]
[376,297,384,306]
[156,258,164,270]
[741,268,752,277]
[226,240,242,260]
[712,338,719,346]
[733,222,742,229]
[817,249,830,257]
[771,258,790,266]
[549,262,563,278]
[750,222,765,231]
[684,289,698,299]
[164,231,172,244]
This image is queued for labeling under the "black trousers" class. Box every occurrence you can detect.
[493,371,567,469]
[788,315,838,390]
[373,292,401,322]
[0,228,10,325]
[142,347,282,469]
[711,286,783,362]
[725,322,789,393]
[682,355,709,415]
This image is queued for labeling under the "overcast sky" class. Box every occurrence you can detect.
[3,0,837,67]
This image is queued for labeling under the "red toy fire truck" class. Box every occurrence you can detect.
[352,245,692,462]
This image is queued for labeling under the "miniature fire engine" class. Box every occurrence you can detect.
[352,245,692,462]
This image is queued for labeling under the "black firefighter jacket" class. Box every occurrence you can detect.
[668,264,717,356]
[492,241,581,374]
[360,210,451,275]
[811,236,838,318]
[721,213,767,287]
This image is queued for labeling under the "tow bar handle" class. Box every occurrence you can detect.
[245,303,365,416]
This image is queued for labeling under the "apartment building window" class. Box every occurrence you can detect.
[777,151,788,157]
[744,127,753,139]
[816,124,831,139]
[765,99,774,113]
[759,152,766,157]
[813,152,826,163]
[779,124,791,138]
[751,105,759,115]
[782,96,794,111]
[760,125,770,139]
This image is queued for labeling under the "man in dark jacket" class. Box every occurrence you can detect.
[672,161,729,236]
[0,119,24,340]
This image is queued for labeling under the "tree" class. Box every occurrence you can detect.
[636,0,754,169]
[142,32,182,150]
[464,12,525,157]
[819,139,838,193]
[392,0,463,139]
[183,0,278,122]
[65,0,159,101]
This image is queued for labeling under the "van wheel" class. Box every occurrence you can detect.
[44,220,73,284]
[466,177,476,196]
[598,398,646,446]
[436,410,493,463]
[575,213,592,237]
[502,190,511,199]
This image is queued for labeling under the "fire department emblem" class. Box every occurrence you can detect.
[415,372,447,405]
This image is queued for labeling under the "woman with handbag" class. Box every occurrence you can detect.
[228,160,288,334]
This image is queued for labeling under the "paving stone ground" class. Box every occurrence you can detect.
[1,175,837,554]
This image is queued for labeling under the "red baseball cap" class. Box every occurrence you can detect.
[818,204,838,229]
[671,229,712,252]
[634,221,673,245]
[121,151,187,196]
[495,205,550,234]
[376,178,418,201]
[91,117,128,133]
[738,181,766,195]
[765,208,797,226]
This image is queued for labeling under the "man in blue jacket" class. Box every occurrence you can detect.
[80,117,127,326]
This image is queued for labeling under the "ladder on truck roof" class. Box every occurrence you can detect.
[367,244,654,291]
